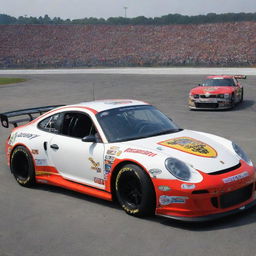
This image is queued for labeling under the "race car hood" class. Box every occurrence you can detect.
[120,129,240,174]
[190,86,235,95]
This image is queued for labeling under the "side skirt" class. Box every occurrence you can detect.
[35,168,112,201]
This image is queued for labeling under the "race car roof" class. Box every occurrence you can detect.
[207,75,234,79]
[66,99,149,113]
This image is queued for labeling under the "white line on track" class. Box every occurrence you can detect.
[0,67,256,75]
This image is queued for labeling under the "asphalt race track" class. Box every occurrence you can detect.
[0,70,256,256]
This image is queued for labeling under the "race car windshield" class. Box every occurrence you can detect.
[202,78,235,87]
[97,105,182,142]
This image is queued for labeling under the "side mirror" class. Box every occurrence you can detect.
[82,135,96,143]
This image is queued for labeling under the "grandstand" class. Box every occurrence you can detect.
[0,22,256,68]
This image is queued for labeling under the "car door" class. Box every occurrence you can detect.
[47,111,106,189]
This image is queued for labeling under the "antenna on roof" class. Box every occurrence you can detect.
[92,82,95,101]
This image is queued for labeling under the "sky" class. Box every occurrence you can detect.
[1,0,256,19]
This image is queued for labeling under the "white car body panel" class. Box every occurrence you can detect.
[48,135,105,189]
[9,122,241,185]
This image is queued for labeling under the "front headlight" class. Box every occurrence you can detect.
[192,94,199,99]
[232,142,253,166]
[165,158,192,181]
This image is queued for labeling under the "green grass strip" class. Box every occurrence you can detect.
[0,77,27,85]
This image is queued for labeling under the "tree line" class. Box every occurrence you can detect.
[1,12,256,25]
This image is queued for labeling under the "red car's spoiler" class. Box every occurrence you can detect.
[234,75,247,79]
[0,105,64,128]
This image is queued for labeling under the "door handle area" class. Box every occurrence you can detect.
[50,144,59,150]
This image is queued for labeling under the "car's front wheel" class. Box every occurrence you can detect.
[115,164,156,217]
[230,93,235,108]
[10,146,36,187]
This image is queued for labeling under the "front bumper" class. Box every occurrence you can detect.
[188,98,232,110]
[153,161,256,221]
[157,198,256,222]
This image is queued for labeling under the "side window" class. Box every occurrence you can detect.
[38,113,62,133]
[61,112,97,139]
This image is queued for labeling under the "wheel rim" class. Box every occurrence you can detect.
[118,171,142,208]
[13,152,29,180]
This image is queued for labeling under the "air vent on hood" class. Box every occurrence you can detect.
[208,162,241,175]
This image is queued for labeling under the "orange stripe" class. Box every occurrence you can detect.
[35,166,112,201]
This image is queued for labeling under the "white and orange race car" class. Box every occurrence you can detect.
[189,75,246,110]
[1,99,255,221]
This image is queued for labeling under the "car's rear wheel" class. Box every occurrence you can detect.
[115,164,156,217]
[10,146,35,187]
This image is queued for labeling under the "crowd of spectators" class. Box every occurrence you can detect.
[0,22,256,68]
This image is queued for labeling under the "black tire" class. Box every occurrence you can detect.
[115,164,156,217]
[231,94,235,108]
[10,146,36,187]
[240,89,244,103]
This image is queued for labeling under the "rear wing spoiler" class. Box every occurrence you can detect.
[234,75,247,79]
[0,105,64,128]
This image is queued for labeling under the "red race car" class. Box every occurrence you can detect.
[189,75,246,110]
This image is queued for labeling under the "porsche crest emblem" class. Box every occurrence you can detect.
[158,137,217,158]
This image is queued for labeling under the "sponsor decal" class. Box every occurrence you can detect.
[106,146,122,156]
[103,152,118,179]
[88,157,101,173]
[94,177,105,185]
[124,148,157,157]
[159,195,188,206]
[35,159,47,166]
[16,132,40,140]
[181,184,195,189]
[37,179,48,183]
[158,185,171,192]
[105,164,112,173]
[222,171,249,184]
[104,155,115,164]
[104,159,113,179]
[158,137,217,158]
[156,146,164,151]
[9,132,17,145]
[32,149,39,155]
[149,169,162,178]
